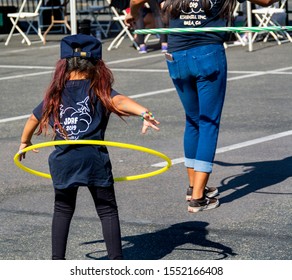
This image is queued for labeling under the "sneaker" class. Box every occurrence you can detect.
[186,186,218,201]
[161,45,168,53]
[139,45,147,54]
[204,186,219,198]
[188,197,219,213]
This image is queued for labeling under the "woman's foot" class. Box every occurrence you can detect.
[188,197,219,213]
[139,44,147,54]
[186,186,218,201]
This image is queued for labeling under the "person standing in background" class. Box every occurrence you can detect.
[126,0,168,53]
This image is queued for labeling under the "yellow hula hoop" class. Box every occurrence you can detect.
[14,140,172,182]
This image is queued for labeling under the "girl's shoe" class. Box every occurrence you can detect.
[186,186,218,201]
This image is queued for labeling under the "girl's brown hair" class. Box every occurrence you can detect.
[36,57,127,137]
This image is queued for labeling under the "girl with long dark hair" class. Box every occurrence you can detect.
[18,34,160,259]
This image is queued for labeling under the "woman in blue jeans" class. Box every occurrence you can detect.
[127,0,279,213]
[161,0,279,213]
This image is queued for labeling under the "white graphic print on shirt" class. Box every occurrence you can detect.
[180,0,218,26]
[57,96,92,140]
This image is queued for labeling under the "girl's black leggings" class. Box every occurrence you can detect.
[52,185,123,260]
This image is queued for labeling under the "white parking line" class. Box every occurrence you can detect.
[0,44,59,55]
[0,64,291,81]
[111,68,169,72]
[0,115,31,123]
[0,71,53,81]
[0,64,291,122]
[107,53,164,65]
[2,68,291,82]
[152,130,292,167]
[129,88,176,98]
[0,65,54,69]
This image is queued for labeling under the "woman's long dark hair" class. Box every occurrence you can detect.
[36,56,127,137]
[162,0,237,20]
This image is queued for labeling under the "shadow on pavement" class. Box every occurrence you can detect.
[215,156,292,204]
[81,221,237,260]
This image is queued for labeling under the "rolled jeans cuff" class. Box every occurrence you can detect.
[185,158,213,173]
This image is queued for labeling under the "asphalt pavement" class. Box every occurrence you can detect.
[0,33,291,261]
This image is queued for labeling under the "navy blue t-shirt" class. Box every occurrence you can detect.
[167,0,246,52]
[33,79,120,189]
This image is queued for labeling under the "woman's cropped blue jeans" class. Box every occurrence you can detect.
[166,44,227,173]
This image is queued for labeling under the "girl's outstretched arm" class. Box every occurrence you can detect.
[18,114,40,160]
[112,94,160,134]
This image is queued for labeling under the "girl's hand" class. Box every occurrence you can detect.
[18,141,38,161]
[141,112,160,134]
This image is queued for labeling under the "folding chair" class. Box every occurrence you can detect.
[224,2,248,48]
[5,0,45,46]
[88,1,113,38]
[251,0,292,45]
[42,0,71,44]
[106,0,139,51]
[39,0,70,35]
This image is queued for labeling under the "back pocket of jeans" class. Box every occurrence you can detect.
[195,50,220,78]
[166,59,181,80]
